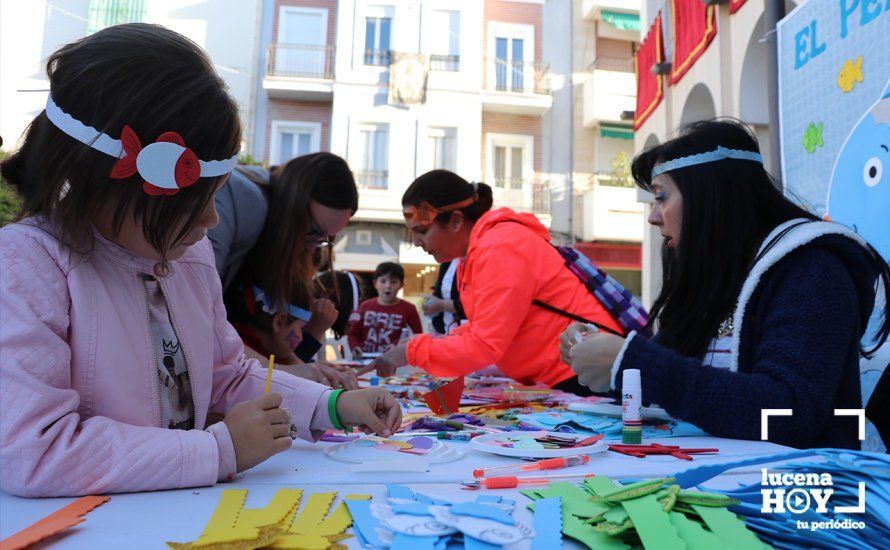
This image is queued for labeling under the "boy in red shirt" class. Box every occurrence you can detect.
[348,262,423,355]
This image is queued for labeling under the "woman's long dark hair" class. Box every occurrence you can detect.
[632,119,889,359]
[0,24,241,262]
[248,152,358,310]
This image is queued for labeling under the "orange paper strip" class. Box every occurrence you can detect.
[0,495,109,550]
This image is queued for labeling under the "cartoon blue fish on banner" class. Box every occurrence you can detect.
[826,81,890,263]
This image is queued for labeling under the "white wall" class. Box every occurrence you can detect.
[542,0,573,236]
[0,0,261,152]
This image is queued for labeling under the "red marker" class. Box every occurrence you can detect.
[461,473,596,490]
[472,455,590,478]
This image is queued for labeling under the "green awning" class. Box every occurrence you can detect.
[600,124,634,140]
[601,10,641,32]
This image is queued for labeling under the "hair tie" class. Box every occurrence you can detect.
[471,181,479,193]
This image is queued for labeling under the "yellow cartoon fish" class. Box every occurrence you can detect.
[837,56,863,93]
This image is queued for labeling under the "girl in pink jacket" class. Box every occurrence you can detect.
[0,24,401,498]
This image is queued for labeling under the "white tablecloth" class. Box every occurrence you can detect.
[0,435,790,549]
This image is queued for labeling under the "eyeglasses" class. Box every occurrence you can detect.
[306,217,335,248]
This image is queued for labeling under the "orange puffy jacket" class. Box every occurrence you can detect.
[407,208,622,387]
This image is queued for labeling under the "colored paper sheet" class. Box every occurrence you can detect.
[290,493,336,533]
[668,0,717,85]
[692,505,765,550]
[621,494,685,550]
[530,497,562,550]
[634,13,665,131]
[345,500,389,549]
[422,377,464,415]
[0,495,109,550]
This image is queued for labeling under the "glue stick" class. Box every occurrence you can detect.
[621,369,642,444]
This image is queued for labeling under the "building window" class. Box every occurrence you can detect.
[427,10,460,71]
[270,121,321,165]
[87,0,145,34]
[273,7,330,77]
[428,127,457,172]
[364,16,392,66]
[493,145,524,189]
[356,230,373,246]
[357,123,389,189]
[495,37,524,91]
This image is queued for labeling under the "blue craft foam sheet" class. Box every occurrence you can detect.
[530,497,563,550]
[450,502,514,525]
[345,499,388,549]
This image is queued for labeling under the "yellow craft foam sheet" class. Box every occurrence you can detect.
[167,488,371,550]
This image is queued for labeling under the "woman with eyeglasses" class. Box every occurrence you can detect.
[366,170,624,394]
[209,153,360,389]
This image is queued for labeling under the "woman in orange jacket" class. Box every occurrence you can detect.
[367,170,623,394]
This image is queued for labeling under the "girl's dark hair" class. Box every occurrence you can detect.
[316,270,365,338]
[249,152,357,310]
[0,24,241,262]
[633,118,889,359]
[402,170,494,222]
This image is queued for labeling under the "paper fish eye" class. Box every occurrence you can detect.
[863,157,882,187]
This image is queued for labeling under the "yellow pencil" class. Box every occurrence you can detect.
[264,354,276,394]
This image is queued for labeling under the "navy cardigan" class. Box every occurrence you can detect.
[615,233,879,449]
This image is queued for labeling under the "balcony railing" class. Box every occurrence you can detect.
[355,169,389,190]
[589,56,635,73]
[484,58,551,95]
[267,43,334,78]
[363,49,392,67]
[493,179,550,215]
[430,54,460,72]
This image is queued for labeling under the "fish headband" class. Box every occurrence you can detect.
[250,285,312,322]
[651,146,763,179]
[45,94,238,196]
[403,196,477,226]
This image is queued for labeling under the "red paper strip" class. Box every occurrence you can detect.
[422,377,465,415]
[634,13,665,131]
[730,0,748,14]
[669,0,717,85]
[0,495,110,550]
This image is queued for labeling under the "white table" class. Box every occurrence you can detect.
[1,435,790,549]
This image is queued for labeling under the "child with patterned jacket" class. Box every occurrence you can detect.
[348,262,423,356]
[0,24,400,498]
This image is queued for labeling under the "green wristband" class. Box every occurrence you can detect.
[327,389,351,433]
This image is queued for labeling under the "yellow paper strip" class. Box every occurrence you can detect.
[289,493,336,534]
[237,489,302,530]
[312,494,372,537]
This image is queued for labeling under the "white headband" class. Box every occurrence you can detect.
[651,146,763,179]
[45,94,238,196]
[345,271,359,313]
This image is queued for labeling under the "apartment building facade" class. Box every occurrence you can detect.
[256,0,554,293]
[633,0,791,306]
[0,0,262,156]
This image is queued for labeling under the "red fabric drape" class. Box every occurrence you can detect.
[633,13,665,131]
[669,0,717,85]
[730,0,748,14]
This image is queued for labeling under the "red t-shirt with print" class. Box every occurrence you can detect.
[347,298,423,354]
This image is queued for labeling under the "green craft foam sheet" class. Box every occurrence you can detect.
[524,477,770,550]
[524,483,628,550]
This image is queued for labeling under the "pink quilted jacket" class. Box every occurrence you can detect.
[0,217,330,497]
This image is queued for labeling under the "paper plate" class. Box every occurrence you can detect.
[324,436,464,464]
[567,402,673,421]
[469,431,609,459]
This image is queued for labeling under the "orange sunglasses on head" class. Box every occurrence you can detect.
[403,196,476,226]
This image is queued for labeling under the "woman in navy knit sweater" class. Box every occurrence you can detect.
[561,120,889,449]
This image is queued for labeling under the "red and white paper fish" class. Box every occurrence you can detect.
[110,126,201,195]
